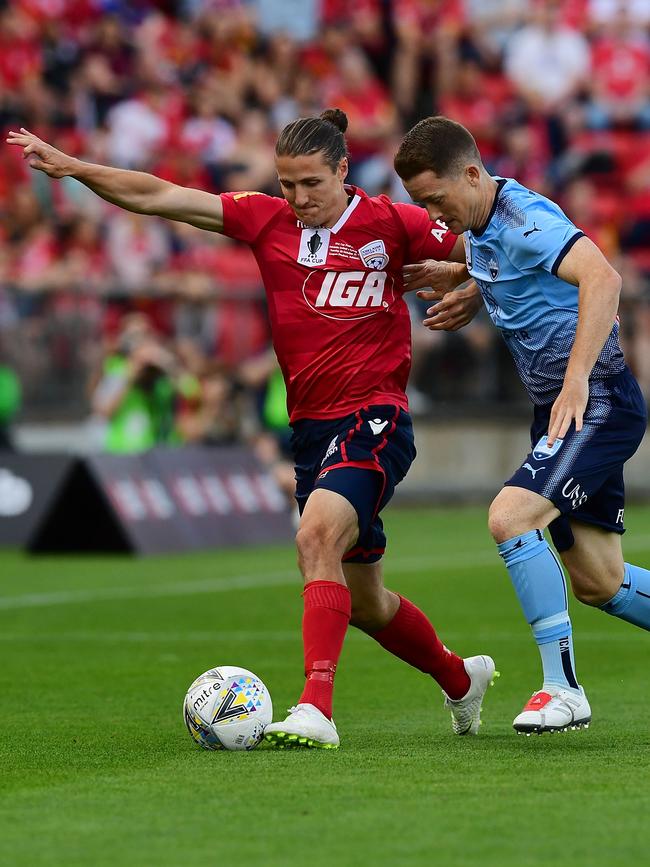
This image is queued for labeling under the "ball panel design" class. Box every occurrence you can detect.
[183,703,224,750]
[182,666,272,751]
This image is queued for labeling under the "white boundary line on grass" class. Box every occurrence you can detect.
[0,629,641,643]
[2,534,650,612]
[0,551,494,611]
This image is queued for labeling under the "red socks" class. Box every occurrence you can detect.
[372,595,470,699]
[299,580,351,719]
[297,585,468,716]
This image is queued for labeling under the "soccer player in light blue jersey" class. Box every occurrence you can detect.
[395,116,649,735]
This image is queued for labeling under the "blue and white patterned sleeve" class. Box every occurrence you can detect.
[503,199,584,277]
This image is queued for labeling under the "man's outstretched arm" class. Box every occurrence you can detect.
[7,128,224,233]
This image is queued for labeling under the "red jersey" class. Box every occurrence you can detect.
[220,186,456,422]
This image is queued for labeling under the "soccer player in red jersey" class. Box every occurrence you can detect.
[7,110,496,749]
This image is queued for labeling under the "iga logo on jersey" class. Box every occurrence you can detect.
[302,270,395,320]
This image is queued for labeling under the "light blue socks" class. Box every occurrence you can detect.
[600,563,650,630]
[498,530,579,691]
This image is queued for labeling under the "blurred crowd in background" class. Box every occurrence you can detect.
[1,0,649,462]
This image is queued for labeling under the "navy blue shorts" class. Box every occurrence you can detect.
[505,368,647,552]
[290,405,416,563]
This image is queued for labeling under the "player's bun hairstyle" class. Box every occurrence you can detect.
[394,116,482,181]
[319,108,348,133]
[275,109,349,171]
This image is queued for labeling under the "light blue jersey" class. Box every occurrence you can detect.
[465,177,625,405]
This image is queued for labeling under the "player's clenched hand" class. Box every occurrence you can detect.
[6,128,77,179]
[547,376,589,446]
[403,260,467,293]
[422,282,483,332]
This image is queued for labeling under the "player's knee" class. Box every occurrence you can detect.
[487,503,516,543]
[295,523,323,568]
[488,494,545,543]
[295,520,352,571]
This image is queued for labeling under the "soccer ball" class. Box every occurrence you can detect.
[182,665,272,751]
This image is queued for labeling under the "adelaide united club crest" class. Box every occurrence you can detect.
[358,239,389,270]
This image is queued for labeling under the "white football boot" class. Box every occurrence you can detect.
[513,686,591,735]
[443,655,499,735]
[264,703,340,750]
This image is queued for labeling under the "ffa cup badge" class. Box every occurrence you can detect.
[298,228,331,266]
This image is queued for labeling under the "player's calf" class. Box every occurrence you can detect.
[349,591,399,633]
[599,562,650,631]
[569,574,617,607]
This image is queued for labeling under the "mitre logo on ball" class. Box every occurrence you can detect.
[302,270,394,320]
[358,239,389,270]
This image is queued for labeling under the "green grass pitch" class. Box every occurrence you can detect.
[2,505,650,866]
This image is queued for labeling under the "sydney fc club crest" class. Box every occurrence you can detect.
[298,227,331,266]
[532,435,563,461]
[487,251,499,280]
[358,239,389,270]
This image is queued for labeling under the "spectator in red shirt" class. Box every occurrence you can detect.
[79,15,135,126]
[437,58,504,165]
[504,0,591,156]
[491,122,550,193]
[504,0,591,113]
[585,6,650,129]
[561,177,620,257]
[0,7,42,92]
[326,48,397,191]
[391,0,465,119]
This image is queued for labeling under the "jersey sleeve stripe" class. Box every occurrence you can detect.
[551,230,585,276]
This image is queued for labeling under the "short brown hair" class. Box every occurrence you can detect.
[394,116,482,181]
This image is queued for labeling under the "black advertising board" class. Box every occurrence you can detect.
[0,452,76,547]
[28,446,294,555]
